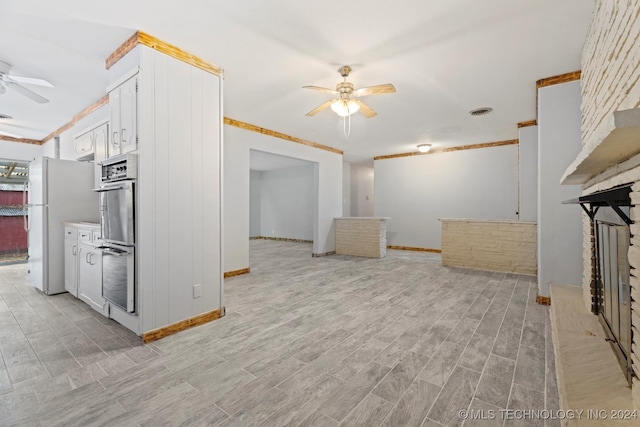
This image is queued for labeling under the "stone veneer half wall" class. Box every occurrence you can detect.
[441,219,537,275]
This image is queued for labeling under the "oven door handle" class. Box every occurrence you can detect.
[93,185,125,192]
[102,248,128,256]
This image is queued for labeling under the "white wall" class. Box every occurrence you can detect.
[224,125,342,272]
[0,140,42,162]
[375,145,518,249]
[537,80,583,295]
[351,164,374,217]
[342,162,351,216]
[249,170,261,238]
[519,125,538,221]
[259,164,314,240]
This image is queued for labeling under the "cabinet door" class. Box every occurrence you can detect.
[74,131,94,158]
[93,123,109,186]
[109,88,122,157]
[64,239,78,296]
[78,247,108,316]
[119,76,137,154]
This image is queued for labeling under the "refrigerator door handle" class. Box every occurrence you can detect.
[22,181,29,232]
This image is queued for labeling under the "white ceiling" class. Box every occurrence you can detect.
[250,150,312,171]
[0,0,595,164]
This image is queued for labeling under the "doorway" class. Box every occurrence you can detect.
[0,159,29,264]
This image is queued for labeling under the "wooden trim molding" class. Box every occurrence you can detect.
[40,95,109,144]
[517,120,537,128]
[536,70,581,89]
[224,268,250,279]
[142,308,224,343]
[536,294,551,306]
[251,236,313,244]
[106,31,223,77]
[224,117,343,155]
[0,135,41,145]
[312,251,336,257]
[374,139,518,161]
[387,245,441,253]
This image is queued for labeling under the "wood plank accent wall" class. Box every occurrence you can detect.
[224,117,343,155]
[106,31,223,77]
[374,139,518,161]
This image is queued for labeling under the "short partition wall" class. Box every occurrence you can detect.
[441,219,537,275]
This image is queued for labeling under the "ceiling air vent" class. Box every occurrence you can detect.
[0,114,12,120]
[469,107,493,116]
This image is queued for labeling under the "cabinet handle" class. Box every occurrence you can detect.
[121,128,127,143]
[113,131,119,146]
[86,253,91,263]
[73,246,77,256]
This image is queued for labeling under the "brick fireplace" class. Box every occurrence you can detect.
[561,1,640,409]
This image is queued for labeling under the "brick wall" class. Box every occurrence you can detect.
[335,218,387,258]
[581,1,640,151]
[580,0,640,409]
[441,220,536,275]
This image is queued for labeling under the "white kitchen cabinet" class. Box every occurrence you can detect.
[64,234,78,296]
[109,74,138,157]
[78,244,108,316]
[74,120,109,161]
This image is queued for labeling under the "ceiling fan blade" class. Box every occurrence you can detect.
[7,75,54,88]
[353,99,377,118]
[354,83,396,97]
[303,85,339,95]
[306,99,335,117]
[6,82,49,103]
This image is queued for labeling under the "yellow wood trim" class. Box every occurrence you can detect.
[106,31,223,77]
[251,236,313,244]
[374,139,518,161]
[137,31,222,76]
[105,31,139,70]
[517,120,537,128]
[536,294,551,306]
[387,245,442,253]
[224,268,250,279]
[224,117,343,155]
[0,135,41,145]
[536,70,581,88]
[40,95,109,144]
[142,308,224,343]
[312,251,336,257]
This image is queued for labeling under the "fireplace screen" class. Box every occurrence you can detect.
[595,206,632,384]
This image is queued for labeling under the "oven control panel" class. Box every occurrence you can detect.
[101,153,137,182]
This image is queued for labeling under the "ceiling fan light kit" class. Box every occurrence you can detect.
[417,144,431,153]
[303,64,396,135]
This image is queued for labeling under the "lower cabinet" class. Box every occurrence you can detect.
[64,238,79,296]
[78,244,108,316]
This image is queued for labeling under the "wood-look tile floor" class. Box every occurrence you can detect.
[0,240,559,426]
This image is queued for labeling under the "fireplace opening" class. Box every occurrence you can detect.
[564,183,634,385]
[595,205,632,384]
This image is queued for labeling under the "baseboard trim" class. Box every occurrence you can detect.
[224,268,250,278]
[387,245,442,253]
[312,251,336,258]
[251,236,313,244]
[536,294,551,306]
[142,308,224,343]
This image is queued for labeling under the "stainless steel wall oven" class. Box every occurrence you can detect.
[94,154,137,313]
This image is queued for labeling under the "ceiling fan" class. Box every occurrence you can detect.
[0,60,53,104]
[304,65,396,119]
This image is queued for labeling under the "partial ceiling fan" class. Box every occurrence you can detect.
[304,65,396,119]
[0,60,53,104]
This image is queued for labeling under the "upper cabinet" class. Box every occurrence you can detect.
[109,74,138,157]
[73,120,108,160]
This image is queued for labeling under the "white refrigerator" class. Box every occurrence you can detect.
[26,157,99,295]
